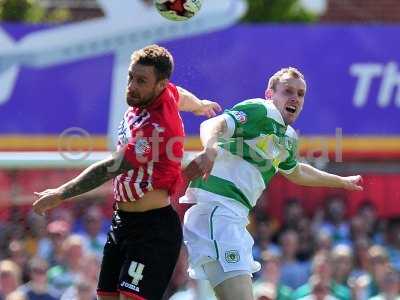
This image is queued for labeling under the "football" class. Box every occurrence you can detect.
[155,0,202,21]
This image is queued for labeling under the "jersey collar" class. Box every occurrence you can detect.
[145,87,167,110]
[265,101,286,127]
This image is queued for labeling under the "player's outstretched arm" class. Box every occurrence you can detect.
[177,86,221,118]
[33,149,132,216]
[281,162,363,191]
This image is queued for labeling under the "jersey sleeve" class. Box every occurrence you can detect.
[223,100,267,138]
[278,132,299,174]
[168,82,180,105]
[123,123,167,168]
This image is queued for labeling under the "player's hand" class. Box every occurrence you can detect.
[183,147,218,181]
[194,100,222,118]
[33,189,64,216]
[342,175,363,191]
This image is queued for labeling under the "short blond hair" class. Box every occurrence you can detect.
[332,244,353,260]
[62,234,84,251]
[368,245,388,261]
[267,67,305,91]
[0,259,21,283]
[5,290,26,300]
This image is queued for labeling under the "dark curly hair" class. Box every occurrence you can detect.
[130,44,174,81]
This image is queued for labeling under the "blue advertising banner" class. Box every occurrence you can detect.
[168,25,400,137]
[1,21,399,152]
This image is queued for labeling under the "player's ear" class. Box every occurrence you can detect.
[158,79,169,90]
[265,89,273,99]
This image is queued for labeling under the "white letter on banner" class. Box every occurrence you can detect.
[350,63,383,107]
[377,62,400,108]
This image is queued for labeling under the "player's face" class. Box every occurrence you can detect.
[126,63,167,107]
[268,74,306,125]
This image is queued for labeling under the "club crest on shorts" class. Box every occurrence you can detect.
[225,250,240,263]
[231,111,247,124]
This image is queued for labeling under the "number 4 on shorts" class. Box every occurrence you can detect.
[128,261,145,286]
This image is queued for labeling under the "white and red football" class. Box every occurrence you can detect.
[155,0,202,21]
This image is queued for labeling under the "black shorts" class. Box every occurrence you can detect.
[97,205,182,300]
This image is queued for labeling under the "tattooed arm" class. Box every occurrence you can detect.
[33,149,132,216]
[59,150,132,199]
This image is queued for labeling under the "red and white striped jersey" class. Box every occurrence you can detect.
[113,83,184,202]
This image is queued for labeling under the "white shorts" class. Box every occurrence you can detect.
[183,203,261,282]
[202,260,251,288]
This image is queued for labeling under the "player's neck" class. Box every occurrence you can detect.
[136,89,164,109]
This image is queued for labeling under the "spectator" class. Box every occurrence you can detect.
[281,198,304,231]
[60,275,96,300]
[37,220,70,267]
[315,230,333,253]
[47,234,85,297]
[384,218,400,272]
[297,218,315,261]
[253,221,280,265]
[50,209,74,229]
[279,230,309,289]
[253,249,292,300]
[298,275,340,300]
[7,240,29,283]
[291,251,351,300]
[319,195,351,246]
[364,245,391,298]
[59,254,99,300]
[350,216,370,242]
[23,212,47,258]
[351,237,371,278]
[4,290,26,300]
[82,254,100,288]
[79,206,107,259]
[331,244,353,287]
[369,269,400,300]
[18,257,57,300]
[356,201,383,244]
[0,260,21,300]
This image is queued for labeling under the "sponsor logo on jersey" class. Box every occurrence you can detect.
[134,138,151,155]
[231,111,247,124]
[225,250,240,263]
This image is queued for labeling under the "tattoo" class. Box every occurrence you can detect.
[60,151,132,200]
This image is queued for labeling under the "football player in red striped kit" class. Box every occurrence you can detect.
[33,44,221,300]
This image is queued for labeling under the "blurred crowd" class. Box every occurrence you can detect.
[0,199,108,300]
[169,196,400,300]
[1,195,400,300]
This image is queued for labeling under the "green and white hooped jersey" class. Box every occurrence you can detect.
[182,98,299,216]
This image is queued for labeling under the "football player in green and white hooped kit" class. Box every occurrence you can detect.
[180,67,363,300]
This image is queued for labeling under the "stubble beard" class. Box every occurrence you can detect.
[126,90,156,108]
